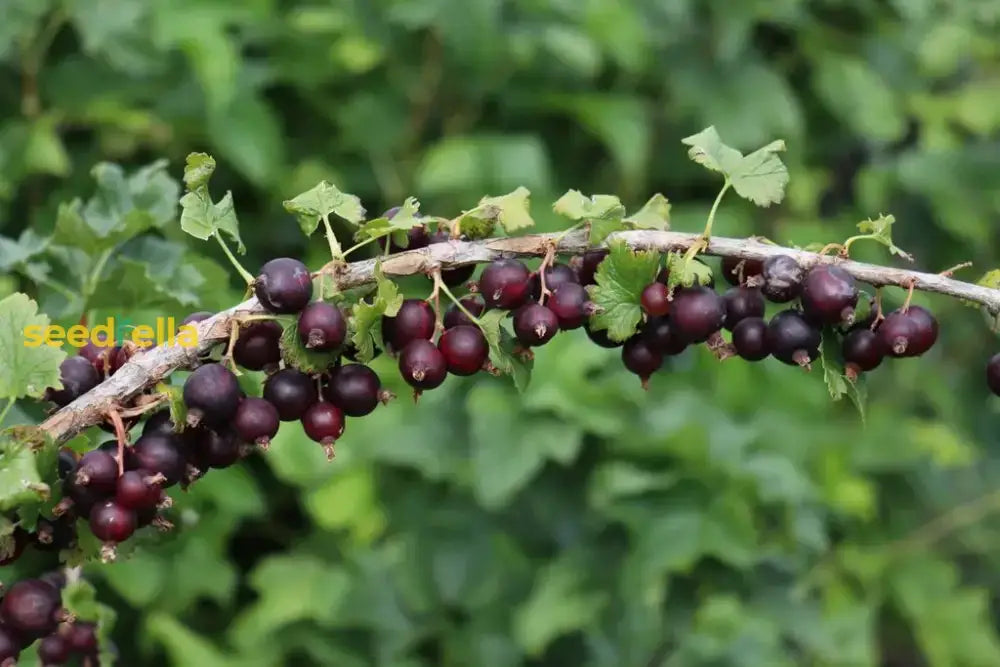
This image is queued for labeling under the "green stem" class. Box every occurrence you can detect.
[343,235,380,259]
[436,278,481,326]
[321,214,344,260]
[214,232,255,284]
[34,275,77,302]
[0,398,14,426]
[702,180,731,240]
[555,220,586,245]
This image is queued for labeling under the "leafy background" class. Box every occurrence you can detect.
[3,0,1000,665]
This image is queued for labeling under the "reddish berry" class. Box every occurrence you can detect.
[74,449,119,493]
[38,634,71,664]
[298,302,347,350]
[254,257,313,313]
[722,286,765,331]
[438,325,489,376]
[530,263,578,300]
[876,306,938,358]
[548,283,590,330]
[801,265,858,326]
[233,397,280,446]
[669,286,725,343]
[640,283,670,317]
[398,339,448,390]
[621,337,662,387]
[843,328,884,374]
[443,295,485,329]
[66,622,97,654]
[901,305,938,356]
[761,255,803,303]
[115,469,162,510]
[721,256,764,286]
[263,369,318,421]
[383,299,435,351]
[0,624,20,663]
[767,310,821,366]
[89,500,136,543]
[732,317,769,361]
[233,321,283,371]
[478,259,531,309]
[301,402,345,459]
[513,304,559,347]
[0,579,61,638]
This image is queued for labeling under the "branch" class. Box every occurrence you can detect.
[39,229,1000,443]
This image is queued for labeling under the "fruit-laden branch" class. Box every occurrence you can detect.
[39,228,1000,443]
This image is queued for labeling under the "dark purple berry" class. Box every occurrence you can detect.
[73,450,118,493]
[585,324,623,348]
[182,363,241,427]
[232,320,282,371]
[478,259,531,309]
[115,469,162,510]
[323,364,384,417]
[0,579,61,638]
[642,317,688,355]
[988,354,1000,396]
[842,328,884,375]
[301,402,345,459]
[383,299,435,351]
[78,334,116,377]
[761,255,804,303]
[429,229,476,286]
[438,325,488,376]
[57,448,77,479]
[876,305,938,358]
[514,303,559,347]
[46,357,100,407]
[130,433,186,487]
[66,622,97,654]
[263,368,318,421]
[621,337,663,387]
[89,500,136,543]
[38,634,71,664]
[901,305,938,356]
[577,250,608,286]
[721,256,764,286]
[0,624,20,663]
[641,283,671,317]
[548,283,590,330]
[195,428,242,469]
[669,286,725,343]
[398,339,448,390]
[182,311,213,325]
[722,286,765,331]
[444,295,485,329]
[254,257,314,313]
[233,397,280,446]
[732,317,770,361]
[801,265,858,325]
[767,310,821,367]
[143,409,175,436]
[530,263,578,300]
[297,302,346,350]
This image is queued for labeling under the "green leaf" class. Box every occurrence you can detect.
[585,240,660,342]
[681,126,744,175]
[179,152,245,253]
[552,190,627,244]
[459,187,535,237]
[0,293,66,400]
[0,229,49,272]
[819,328,866,423]
[478,310,532,392]
[665,253,713,289]
[349,263,403,362]
[183,152,217,191]
[624,193,671,230]
[283,180,366,236]
[681,126,789,207]
[853,214,912,261]
[156,382,187,433]
[279,322,341,374]
[0,427,51,511]
[354,197,422,243]
[589,218,627,246]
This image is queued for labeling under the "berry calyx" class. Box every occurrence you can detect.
[301,402,345,460]
[548,283,590,330]
[722,286,765,331]
[732,317,770,361]
[801,265,858,325]
[115,469,163,510]
[263,368,318,421]
[323,364,386,416]
[398,339,448,391]
[233,397,280,446]
[513,303,559,347]
[761,255,804,303]
[383,299,436,351]
[438,325,489,376]
[669,286,725,343]
[297,302,347,350]
[621,337,663,389]
[640,282,671,317]
[232,321,283,371]
[182,363,241,427]
[842,328,884,378]
[0,579,61,638]
[72,450,118,494]
[130,433,186,487]
[721,256,764,286]
[45,357,100,407]
[478,259,531,309]
[443,295,485,329]
[987,354,1000,396]
[254,257,314,314]
[767,310,821,367]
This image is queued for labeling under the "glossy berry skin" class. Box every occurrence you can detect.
[38,634,70,665]
[0,625,20,663]
[115,469,162,510]
[801,265,858,325]
[444,296,485,329]
[732,317,770,361]
[987,354,1000,396]
[761,255,804,303]
[182,363,241,427]
[577,250,608,286]
[669,286,725,343]
[383,299,436,351]
[398,339,448,390]
[263,368,318,421]
[301,402,345,450]
[548,283,589,330]
[0,579,61,638]
[843,329,884,372]
[621,337,663,385]
[130,433,186,487]
[901,305,938,356]
[585,324,623,348]
[46,357,100,407]
[428,230,476,286]
[767,310,821,366]
[197,428,242,469]
[513,304,559,347]
[66,622,97,654]
[298,302,347,350]
[876,305,939,359]
[438,325,488,376]
[721,256,764,286]
[641,283,671,317]
[642,317,687,356]
[89,500,137,543]
[324,364,382,416]
[62,473,106,516]
[57,448,78,479]
[478,259,531,309]
[233,397,280,445]
[722,287,765,331]
[182,311,213,325]
[143,409,175,436]
[530,263,578,300]
[74,450,119,493]
[233,320,283,371]
[254,257,314,314]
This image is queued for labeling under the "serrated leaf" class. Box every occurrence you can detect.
[183,153,217,191]
[681,127,744,175]
[354,197,423,243]
[462,187,534,236]
[283,180,366,236]
[665,253,713,289]
[0,428,51,511]
[0,229,49,272]
[585,240,660,342]
[681,126,789,207]
[279,323,341,374]
[553,190,626,221]
[349,263,403,362]
[855,214,912,261]
[820,328,866,423]
[0,293,67,400]
[179,152,245,253]
[624,193,671,230]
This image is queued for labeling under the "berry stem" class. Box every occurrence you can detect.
[702,180,731,241]
[432,271,482,327]
[104,406,129,476]
[901,278,916,312]
[213,231,255,284]
[536,242,557,304]
[320,213,345,261]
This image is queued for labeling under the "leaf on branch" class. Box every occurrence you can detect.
[354,197,423,244]
[553,190,627,244]
[820,328,867,423]
[179,153,245,253]
[855,214,912,261]
[665,252,714,290]
[349,263,404,362]
[681,126,789,207]
[0,293,66,400]
[0,426,53,511]
[479,310,532,392]
[586,240,660,342]
[624,193,671,230]
[461,186,535,237]
[283,180,366,236]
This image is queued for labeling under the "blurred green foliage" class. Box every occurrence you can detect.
[3,0,1000,665]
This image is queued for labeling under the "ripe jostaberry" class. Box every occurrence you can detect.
[194,428,243,469]
[183,363,241,427]
[73,449,118,493]
[761,255,804,303]
[130,433,186,487]
[621,337,663,388]
[66,622,97,654]
[38,634,71,665]
[438,325,489,376]
[801,265,858,326]
[233,320,283,371]
[115,469,163,510]
[721,256,764,286]
[530,263,578,300]
[34,516,77,552]
[57,448,77,479]
[255,257,314,313]
[642,317,688,356]
[478,259,531,309]
[513,303,559,347]
[46,357,100,407]
[842,328,884,376]
[548,283,590,330]
[669,286,725,343]
[0,579,61,639]
[987,354,1000,396]
[143,409,175,436]
[233,397,280,446]
[641,282,671,317]
[767,310,821,367]
[732,317,770,361]
[301,402,345,459]
[398,339,448,391]
[443,295,485,329]
[722,286,765,331]
[0,625,20,664]
[877,305,938,357]
[298,302,346,350]
[383,299,436,351]
[324,364,385,416]
[263,368,319,420]
[89,499,137,544]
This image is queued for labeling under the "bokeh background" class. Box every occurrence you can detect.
[3,1,1000,665]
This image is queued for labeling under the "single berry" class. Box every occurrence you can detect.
[801,265,858,325]
[438,325,488,376]
[0,626,20,664]
[38,634,71,665]
[323,364,384,417]
[195,428,242,469]
[130,433,186,487]
[383,299,436,351]
[143,409,175,436]
[0,579,61,638]
[513,304,559,347]
[301,402,345,459]
[478,259,531,309]
[66,622,97,654]
[621,337,663,388]
[577,250,608,286]
[987,354,1000,396]
[732,317,770,361]
[722,286,765,331]
[669,286,725,343]
[46,357,100,407]
[233,320,283,371]
[298,302,347,350]
[428,229,476,286]
[842,328,884,375]
[182,363,241,427]
[548,283,590,330]
[761,255,804,303]
[642,317,688,356]
[182,311,213,325]
[233,397,280,446]
[398,339,448,391]
[721,256,764,286]
[900,305,938,356]
[73,450,118,493]
[530,263,578,300]
[57,448,78,480]
[641,283,671,317]
[254,257,314,313]
[767,310,821,367]
[115,469,162,510]
[263,368,318,421]
[444,295,485,329]
[89,500,137,543]
[585,323,623,348]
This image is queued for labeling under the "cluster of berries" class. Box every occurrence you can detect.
[0,573,99,666]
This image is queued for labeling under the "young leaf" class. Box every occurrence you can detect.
[681,126,789,207]
[553,190,627,244]
[624,193,671,230]
[279,323,342,374]
[820,328,866,423]
[354,197,423,243]
[0,293,66,400]
[665,253,714,289]
[460,187,535,237]
[349,263,404,362]
[0,428,51,511]
[586,240,660,341]
[179,190,244,253]
[479,310,532,391]
[0,230,49,272]
[283,180,366,236]
[183,153,217,191]
[852,214,912,261]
